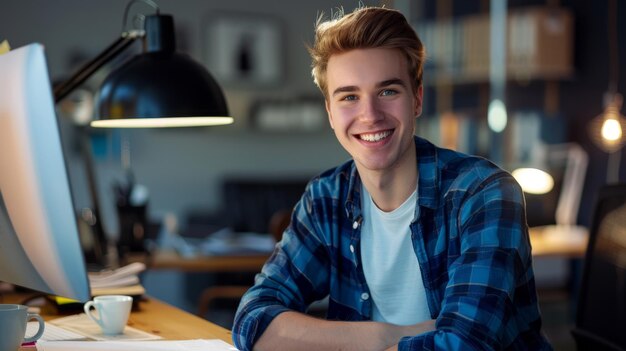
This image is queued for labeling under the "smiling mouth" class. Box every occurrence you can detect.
[358,130,393,142]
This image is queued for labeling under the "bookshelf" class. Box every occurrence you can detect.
[411,5,574,164]
[414,6,574,85]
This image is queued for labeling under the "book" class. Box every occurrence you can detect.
[88,262,146,297]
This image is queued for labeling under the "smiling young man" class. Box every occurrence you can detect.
[232,6,551,351]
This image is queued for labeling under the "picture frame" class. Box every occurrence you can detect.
[202,11,284,88]
[250,97,327,133]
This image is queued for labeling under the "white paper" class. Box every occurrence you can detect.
[49,313,161,341]
[36,339,237,351]
[27,321,87,341]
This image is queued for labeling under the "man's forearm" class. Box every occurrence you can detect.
[253,311,436,351]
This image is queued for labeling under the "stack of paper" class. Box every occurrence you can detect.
[27,322,87,341]
[88,262,146,296]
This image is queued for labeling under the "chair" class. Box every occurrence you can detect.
[572,183,626,350]
[196,209,291,320]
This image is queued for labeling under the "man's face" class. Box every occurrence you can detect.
[325,48,423,174]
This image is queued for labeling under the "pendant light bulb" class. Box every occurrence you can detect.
[590,92,626,153]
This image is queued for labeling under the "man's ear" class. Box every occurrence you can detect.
[326,99,335,129]
[414,85,423,117]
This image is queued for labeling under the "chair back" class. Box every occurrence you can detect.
[573,183,626,350]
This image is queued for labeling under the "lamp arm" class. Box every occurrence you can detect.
[53,30,144,103]
[76,127,109,266]
[52,30,144,267]
[553,143,589,226]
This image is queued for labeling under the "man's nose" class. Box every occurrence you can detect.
[358,96,383,123]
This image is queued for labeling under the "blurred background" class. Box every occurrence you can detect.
[2,0,625,349]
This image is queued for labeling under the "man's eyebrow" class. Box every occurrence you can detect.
[377,78,406,88]
[332,85,358,97]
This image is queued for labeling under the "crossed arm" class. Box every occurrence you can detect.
[233,174,543,350]
[254,311,436,351]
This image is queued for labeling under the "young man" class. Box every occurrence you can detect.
[233,6,551,351]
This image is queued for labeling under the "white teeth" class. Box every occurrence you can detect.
[359,130,391,142]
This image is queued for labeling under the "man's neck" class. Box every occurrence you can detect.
[358,148,418,212]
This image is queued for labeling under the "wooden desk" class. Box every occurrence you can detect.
[529,225,589,258]
[128,298,232,341]
[124,251,271,319]
[3,293,233,343]
[139,224,587,272]
[124,223,587,278]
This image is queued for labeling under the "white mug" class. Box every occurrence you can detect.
[83,295,132,335]
[0,304,44,351]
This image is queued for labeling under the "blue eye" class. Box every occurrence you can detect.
[342,95,358,101]
[381,89,397,96]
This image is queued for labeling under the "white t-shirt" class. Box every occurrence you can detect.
[360,185,430,325]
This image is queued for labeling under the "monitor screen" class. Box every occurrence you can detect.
[0,43,91,302]
[576,184,626,348]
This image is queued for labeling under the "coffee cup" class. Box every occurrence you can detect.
[0,304,45,351]
[84,295,132,335]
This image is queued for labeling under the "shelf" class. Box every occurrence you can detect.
[416,6,574,85]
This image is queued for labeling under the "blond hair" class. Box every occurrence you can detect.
[308,7,425,99]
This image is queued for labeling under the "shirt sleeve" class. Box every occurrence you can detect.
[398,173,548,350]
[232,189,331,351]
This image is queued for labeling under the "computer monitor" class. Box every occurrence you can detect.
[0,43,91,302]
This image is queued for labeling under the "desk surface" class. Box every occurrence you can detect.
[3,293,232,343]
[529,224,588,258]
[137,225,587,273]
[127,298,232,341]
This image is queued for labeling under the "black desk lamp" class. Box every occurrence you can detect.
[53,0,232,266]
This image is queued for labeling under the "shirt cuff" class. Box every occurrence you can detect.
[234,304,291,351]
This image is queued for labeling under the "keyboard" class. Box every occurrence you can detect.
[27,321,87,341]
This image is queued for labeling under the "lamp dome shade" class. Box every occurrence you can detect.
[93,14,232,128]
[95,51,231,128]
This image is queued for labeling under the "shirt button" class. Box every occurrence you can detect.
[349,245,355,253]
[352,221,359,229]
[361,292,369,300]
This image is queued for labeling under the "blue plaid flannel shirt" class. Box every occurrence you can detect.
[233,136,552,350]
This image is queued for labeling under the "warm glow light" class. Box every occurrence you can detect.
[601,117,622,141]
[91,117,234,128]
[488,99,507,133]
[589,93,626,153]
[512,167,555,195]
